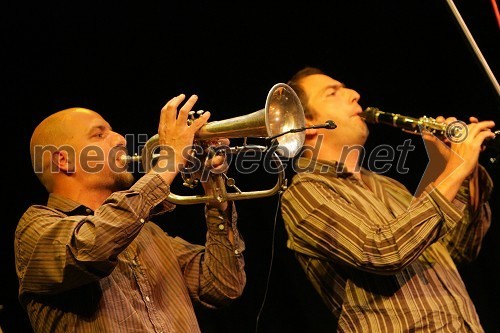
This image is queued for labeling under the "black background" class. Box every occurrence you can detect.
[3,1,499,332]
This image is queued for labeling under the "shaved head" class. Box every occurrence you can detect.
[30,108,99,190]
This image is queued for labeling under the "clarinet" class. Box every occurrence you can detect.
[360,107,499,142]
[360,107,500,166]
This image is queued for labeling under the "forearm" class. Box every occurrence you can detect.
[180,203,246,308]
[441,164,493,262]
[282,179,464,274]
[432,160,470,202]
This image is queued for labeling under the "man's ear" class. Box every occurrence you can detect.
[52,150,75,173]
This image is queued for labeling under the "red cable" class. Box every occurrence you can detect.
[491,0,500,29]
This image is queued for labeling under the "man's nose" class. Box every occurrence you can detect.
[349,88,361,103]
[111,131,127,146]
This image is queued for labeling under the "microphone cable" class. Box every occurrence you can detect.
[255,122,336,332]
[254,191,282,333]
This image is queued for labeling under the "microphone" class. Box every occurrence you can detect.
[267,120,337,141]
[307,120,337,130]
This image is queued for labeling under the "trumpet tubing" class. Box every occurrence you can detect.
[195,109,270,139]
[120,83,306,204]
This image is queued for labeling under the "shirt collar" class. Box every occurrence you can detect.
[47,193,94,215]
[295,157,353,178]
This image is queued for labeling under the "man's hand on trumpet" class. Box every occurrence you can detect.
[152,94,211,185]
[185,138,231,210]
[145,93,235,210]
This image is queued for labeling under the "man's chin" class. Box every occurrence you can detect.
[363,129,369,142]
[114,173,135,191]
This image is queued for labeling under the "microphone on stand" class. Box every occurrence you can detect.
[267,120,337,141]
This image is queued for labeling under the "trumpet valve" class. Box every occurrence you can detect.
[182,177,199,189]
[187,110,207,125]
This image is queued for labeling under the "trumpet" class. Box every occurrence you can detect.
[122,83,306,204]
[360,107,499,143]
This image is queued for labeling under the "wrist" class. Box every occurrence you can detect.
[206,200,228,211]
[150,155,179,185]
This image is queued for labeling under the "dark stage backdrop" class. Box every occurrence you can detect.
[3,1,499,332]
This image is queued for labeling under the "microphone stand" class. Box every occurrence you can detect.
[445,0,499,96]
[445,0,500,171]
[267,120,337,142]
[265,121,337,158]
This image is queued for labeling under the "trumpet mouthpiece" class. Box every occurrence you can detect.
[121,154,141,164]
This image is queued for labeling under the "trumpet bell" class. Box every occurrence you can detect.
[197,83,305,158]
[263,83,305,158]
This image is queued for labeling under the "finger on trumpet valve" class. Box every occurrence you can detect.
[187,110,205,125]
[187,110,196,125]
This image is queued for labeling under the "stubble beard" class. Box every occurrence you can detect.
[112,171,135,191]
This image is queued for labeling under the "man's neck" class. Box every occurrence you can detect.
[307,144,363,179]
[52,184,111,211]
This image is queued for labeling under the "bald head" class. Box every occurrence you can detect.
[31,108,97,151]
[30,108,99,190]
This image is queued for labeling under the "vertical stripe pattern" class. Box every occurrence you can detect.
[281,158,492,332]
[15,173,246,332]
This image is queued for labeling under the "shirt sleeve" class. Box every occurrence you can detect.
[281,174,466,274]
[169,201,246,308]
[15,174,171,295]
[440,164,493,264]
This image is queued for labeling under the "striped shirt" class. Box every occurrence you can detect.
[281,157,492,332]
[15,173,246,333]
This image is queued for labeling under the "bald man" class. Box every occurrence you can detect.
[15,95,246,333]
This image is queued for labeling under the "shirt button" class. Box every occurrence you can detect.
[218,224,225,230]
[85,208,92,214]
[145,296,150,302]
[132,260,138,266]
[140,218,145,223]
[234,249,239,255]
